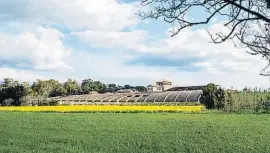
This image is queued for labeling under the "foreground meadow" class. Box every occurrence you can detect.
[0,112,270,153]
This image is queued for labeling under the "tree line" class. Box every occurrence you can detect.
[0,78,147,106]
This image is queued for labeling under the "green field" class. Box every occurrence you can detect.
[1,112,270,153]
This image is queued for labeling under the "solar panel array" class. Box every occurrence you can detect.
[51,90,202,104]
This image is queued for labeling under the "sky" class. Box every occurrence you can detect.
[0,0,269,89]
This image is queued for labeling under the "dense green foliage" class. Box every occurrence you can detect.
[0,112,270,153]
[0,82,26,106]
[81,79,106,94]
[63,78,81,95]
[200,83,225,110]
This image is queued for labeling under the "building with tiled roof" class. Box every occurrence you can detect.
[147,79,172,92]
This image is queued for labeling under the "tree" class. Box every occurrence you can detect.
[106,84,119,93]
[200,83,217,109]
[124,85,135,90]
[0,78,29,106]
[108,84,117,88]
[81,79,107,93]
[139,0,270,74]
[117,85,124,90]
[63,78,81,95]
[135,86,147,92]
[215,87,226,110]
[31,79,52,97]
[200,83,225,109]
[2,78,15,87]
[81,79,95,94]
[93,81,107,93]
[47,79,67,97]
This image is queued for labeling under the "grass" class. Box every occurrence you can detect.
[1,112,270,153]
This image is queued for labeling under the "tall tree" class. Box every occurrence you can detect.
[139,0,270,74]
[31,79,52,97]
[0,78,29,106]
[200,83,225,110]
[32,79,67,97]
[63,78,81,95]
[107,84,119,93]
[93,81,107,93]
[2,78,14,87]
[81,79,95,94]
[47,79,67,97]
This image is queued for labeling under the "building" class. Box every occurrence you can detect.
[147,79,172,92]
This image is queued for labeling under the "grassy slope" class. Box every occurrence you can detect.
[0,112,270,153]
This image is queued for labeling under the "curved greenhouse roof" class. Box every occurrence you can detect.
[52,90,202,104]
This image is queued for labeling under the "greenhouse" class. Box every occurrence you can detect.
[51,90,203,104]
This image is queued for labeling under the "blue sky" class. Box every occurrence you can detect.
[0,0,268,89]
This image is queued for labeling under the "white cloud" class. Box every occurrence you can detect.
[0,0,139,31]
[73,29,169,53]
[0,26,72,70]
[166,23,265,73]
[72,30,148,49]
[74,21,266,74]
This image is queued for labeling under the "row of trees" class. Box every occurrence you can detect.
[0,78,147,106]
[242,87,270,93]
